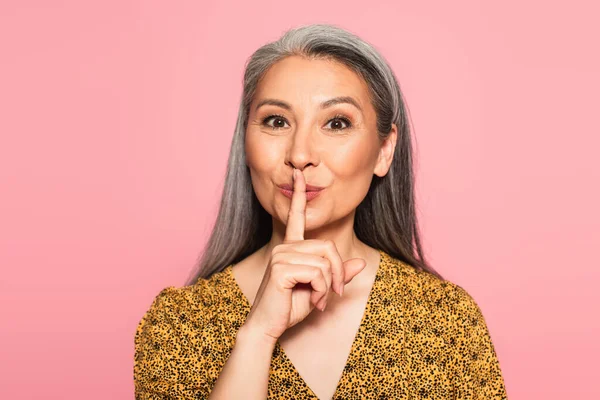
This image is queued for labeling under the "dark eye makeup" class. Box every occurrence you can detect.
[261,114,353,132]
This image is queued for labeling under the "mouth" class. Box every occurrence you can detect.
[277,183,325,201]
[278,183,325,192]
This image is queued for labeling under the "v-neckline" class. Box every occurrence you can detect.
[225,249,386,399]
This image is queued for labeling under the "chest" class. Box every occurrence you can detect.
[276,293,369,400]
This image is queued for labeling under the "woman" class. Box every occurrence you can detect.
[134,23,507,399]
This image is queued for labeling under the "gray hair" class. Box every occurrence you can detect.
[185,23,442,284]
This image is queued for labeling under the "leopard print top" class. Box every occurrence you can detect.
[134,249,507,399]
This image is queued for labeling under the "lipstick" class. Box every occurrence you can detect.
[278,183,325,201]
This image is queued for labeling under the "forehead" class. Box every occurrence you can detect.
[253,55,372,109]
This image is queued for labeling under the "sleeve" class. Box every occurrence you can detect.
[133,287,210,400]
[446,284,508,400]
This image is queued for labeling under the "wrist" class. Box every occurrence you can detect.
[237,321,278,348]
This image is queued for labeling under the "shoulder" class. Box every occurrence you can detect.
[135,268,236,337]
[387,256,485,326]
[134,270,236,397]
[391,262,507,397]
[388,256,500,354]
[134,285,203,347]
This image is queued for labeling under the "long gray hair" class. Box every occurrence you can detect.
[185,23,442,285]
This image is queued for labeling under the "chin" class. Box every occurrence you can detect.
[298,209,336,231]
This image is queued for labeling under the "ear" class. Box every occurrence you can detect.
[373,123,398,177]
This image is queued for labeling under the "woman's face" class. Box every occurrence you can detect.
[245,55,397,232]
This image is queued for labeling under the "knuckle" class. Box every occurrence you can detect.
[272,244,286,255]
[270,251,279,261]
[320,257,331,270]
[289,207,304,215]
[270,254,281,265]
[311,266,323,279]
[270,262,284,272]
[324,239,336,251]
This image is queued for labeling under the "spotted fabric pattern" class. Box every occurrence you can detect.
[134,249,507,399]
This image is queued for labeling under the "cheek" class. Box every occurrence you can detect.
[245,133,280,173]
[245,133,282,212]
[328,142,376,178]
[327,142,377,205]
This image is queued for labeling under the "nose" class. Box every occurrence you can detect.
[287,122,319,171]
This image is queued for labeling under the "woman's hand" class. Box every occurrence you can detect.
[243,168,367,341]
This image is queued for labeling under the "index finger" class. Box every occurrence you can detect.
[283,168,306,242]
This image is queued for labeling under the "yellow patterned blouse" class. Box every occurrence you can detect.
[134,250,507,399]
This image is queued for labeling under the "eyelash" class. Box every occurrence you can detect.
[261,114,352,132]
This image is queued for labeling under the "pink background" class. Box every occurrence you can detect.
[1,1,598,399]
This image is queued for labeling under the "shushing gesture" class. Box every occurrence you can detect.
[244,168,368,341]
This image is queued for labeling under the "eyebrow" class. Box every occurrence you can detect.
[254,96,363,113]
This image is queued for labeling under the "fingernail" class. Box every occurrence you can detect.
[339,284,344,297]
[317,297,325,311]
[293,169,296,181]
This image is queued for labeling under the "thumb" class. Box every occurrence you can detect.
[342,258,368,285]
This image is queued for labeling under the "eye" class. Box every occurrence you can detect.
[325,115,352,132]
[262,114,289,130]
[260,114,353,132]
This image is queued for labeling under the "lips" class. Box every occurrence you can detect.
[277,182,325,202]
[279,186,323,201]
[278,183,325,192]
